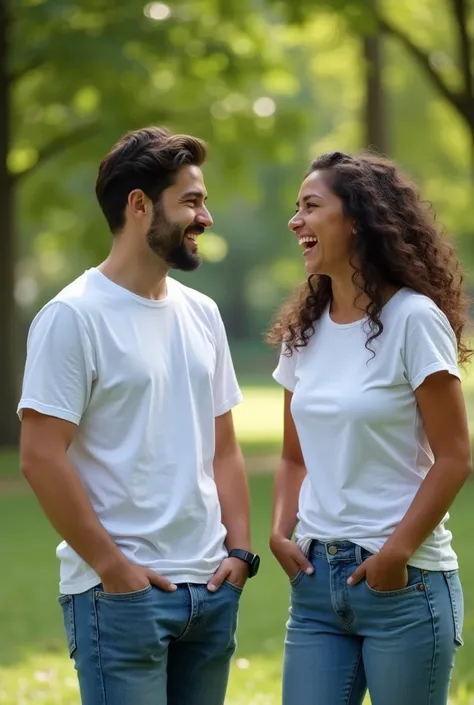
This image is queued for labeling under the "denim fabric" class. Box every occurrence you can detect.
[283,540,463,705]
[58,580,241,705]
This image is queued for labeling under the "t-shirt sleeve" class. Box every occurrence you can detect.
[212,307,243,417]
[272,344,298,392]
[17,302,96,425]
[403,301,460,391]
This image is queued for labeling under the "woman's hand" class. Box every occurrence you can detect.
[270,534,314,580]
[348,551,408,591]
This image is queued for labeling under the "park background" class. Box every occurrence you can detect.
[1,0,474,702]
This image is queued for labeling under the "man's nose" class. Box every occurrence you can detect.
[196,207,213,228]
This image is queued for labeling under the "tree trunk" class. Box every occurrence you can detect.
[363,28,389,155]
[0,0,20,447]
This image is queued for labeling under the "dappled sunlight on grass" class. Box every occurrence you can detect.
[0,654,79,705]
[1,371,474,702]
[1,651,472,704]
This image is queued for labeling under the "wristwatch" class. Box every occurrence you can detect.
[228,549,260,578]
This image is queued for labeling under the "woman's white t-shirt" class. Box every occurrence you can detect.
[273,288,461,571]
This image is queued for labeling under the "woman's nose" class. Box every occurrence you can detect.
[289,214,303,231]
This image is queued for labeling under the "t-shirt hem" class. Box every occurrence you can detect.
[17,399,81,425]
[411,363,460,391]
[294,534,459,572]
[214,391,243,417]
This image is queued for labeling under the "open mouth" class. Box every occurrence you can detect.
[299,235,318,255]
[184,226,205,246]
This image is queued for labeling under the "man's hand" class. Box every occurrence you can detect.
[347,551,408,591]
[269,534,314,580]
[100,562,177,594]
[207,557,249,592]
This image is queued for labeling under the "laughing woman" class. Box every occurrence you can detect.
[267,151,472,705]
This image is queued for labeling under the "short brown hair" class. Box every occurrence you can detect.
[95,126,207,233]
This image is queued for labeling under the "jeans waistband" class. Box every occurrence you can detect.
[297,538,371,564]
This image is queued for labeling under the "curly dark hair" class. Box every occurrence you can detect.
[96,126,207,234]
[267,150,472,364]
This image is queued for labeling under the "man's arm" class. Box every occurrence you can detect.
[207,410,251,591]
[18,302,175,594]
[20,410,177,593]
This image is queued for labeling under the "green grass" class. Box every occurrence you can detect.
[0,472,473,704]
[1,373,474,703]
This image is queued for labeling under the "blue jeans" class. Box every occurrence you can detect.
[58,581,241,705]
[283,540,464,705]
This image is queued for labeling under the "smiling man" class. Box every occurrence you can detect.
[17,126,259,705]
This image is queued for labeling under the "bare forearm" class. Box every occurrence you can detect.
[22,457,128,577]
[271,460,306,540]
[214,448,251,551]
[382,459,472,560]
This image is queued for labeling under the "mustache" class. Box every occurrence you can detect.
[184,224,205,235]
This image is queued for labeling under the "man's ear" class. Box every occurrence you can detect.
[128,189,150,219]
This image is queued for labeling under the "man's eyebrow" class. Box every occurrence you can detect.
[296,193,324,207]
[181,190,208,201]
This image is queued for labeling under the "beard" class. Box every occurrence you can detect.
[146,202,202,272]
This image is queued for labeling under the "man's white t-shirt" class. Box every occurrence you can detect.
[18,268,243,594]
[273,288,461,571]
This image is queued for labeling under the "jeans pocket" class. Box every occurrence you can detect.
[365,566,424,597]
[443,570,464,646]
[95,584,153,601]
[290,570,305,587]
[58,595,76,658]
[223,580,243,595]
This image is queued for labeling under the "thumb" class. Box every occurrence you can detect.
[347,563,366,586]
[146,571,177,592]
[295,551,314,575]
[207,565,230,593]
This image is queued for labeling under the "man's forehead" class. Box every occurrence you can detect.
[175,164,206,191]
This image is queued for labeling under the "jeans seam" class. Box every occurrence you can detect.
[422,573,438,705]
[346,648,363,705]
[174,585,195,642]
[93,592,108,704]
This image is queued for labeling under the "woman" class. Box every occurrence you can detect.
[267,151,472,705]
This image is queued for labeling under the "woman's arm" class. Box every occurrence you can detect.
[349,370,472,589]
[270,389,314,578]
[381,371,472,561]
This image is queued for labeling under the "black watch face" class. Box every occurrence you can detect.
[250,554,260,576]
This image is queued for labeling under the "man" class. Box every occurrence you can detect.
[17,126,260,705]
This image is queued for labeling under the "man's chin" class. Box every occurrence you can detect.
[168,251,202,272]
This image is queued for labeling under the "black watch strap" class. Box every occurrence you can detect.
[228,549,260,578]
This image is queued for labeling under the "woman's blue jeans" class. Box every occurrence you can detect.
[283,540,464,705]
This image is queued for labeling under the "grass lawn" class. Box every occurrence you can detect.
[1,377,474,704]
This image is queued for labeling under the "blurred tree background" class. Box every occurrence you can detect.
[3,3,474,702]
[2,0,474,444]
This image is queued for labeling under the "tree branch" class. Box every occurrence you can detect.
[377,14,467,119]
[12,123,98,184]
[450,0,473,104]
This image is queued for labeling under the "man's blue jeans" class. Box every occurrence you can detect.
[58,580,241,705]
[283,540,464,705]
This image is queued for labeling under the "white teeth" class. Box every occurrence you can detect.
[299,236,318,246]
[186,233,197,241]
